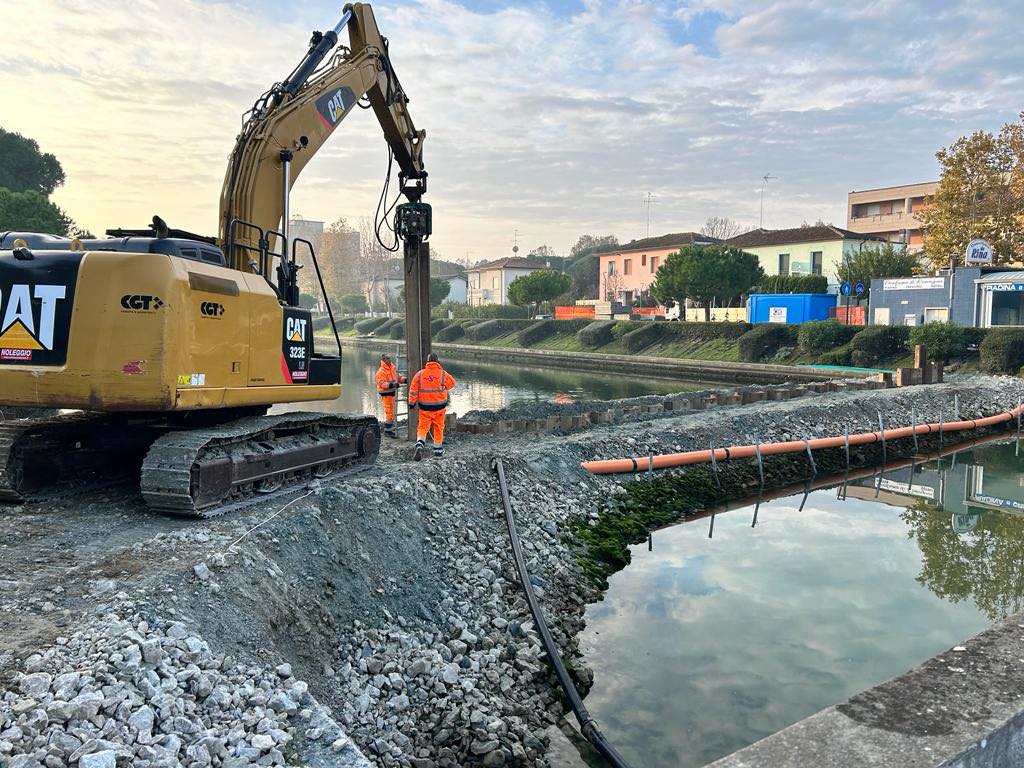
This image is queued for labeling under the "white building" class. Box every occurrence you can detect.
[466,257,547,306]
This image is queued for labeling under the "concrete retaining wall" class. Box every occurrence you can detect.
[457,378,888,436]
[707,612,1024,768]
[338,336,874,384]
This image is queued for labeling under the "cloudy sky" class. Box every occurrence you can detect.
[2,0,1022,261]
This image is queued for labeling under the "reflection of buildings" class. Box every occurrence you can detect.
[845,441,1024,530]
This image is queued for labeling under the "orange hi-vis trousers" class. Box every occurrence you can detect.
[381,395,396,425]
[416,408,446,446]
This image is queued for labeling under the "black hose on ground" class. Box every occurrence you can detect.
[492,457,633,768]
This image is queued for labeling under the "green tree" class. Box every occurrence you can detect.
[651,245,763,320]
[339,292,369,314]
[565,234,618,300]
[837,242,919,301]
[919,113,1024,268]
[0,128,66,196]
[902,496,1024,621]
[399,276,451,308]
[0,188,74,235]
[507,269,571,315]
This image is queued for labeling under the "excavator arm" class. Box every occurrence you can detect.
[218,2,426,274]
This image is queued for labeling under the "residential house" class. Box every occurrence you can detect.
[466,257,547,306]
[725,225,894,290]
[364,259,468,310]
[597,232,721,304]
[846,182,937,252]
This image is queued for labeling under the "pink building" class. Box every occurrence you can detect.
[597,232,721,303]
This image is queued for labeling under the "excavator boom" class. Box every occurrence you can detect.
[220,3,426,273]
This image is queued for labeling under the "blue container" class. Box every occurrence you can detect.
[748,293,837,324]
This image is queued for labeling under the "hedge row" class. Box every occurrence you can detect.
[577,321,616,349]
[433,303,530,320]
[354,317,388,333]
[621,323,666,353]
[464,319,524,341]
[435,323,466,342]
[386,321,405,340]
[980,328,1024,374]
[798,320,859,354]
[850,325,910,367]
[738,325,799,362]
[908,323,985,363]
[758,274,829,294]
[517,320,557,346]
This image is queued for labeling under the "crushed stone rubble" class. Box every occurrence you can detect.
[0,602,368,768]
[2,375,1023,768]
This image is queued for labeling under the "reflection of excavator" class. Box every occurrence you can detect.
[0,4,429,516]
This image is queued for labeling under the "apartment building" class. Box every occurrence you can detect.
[725,225,892,290]
[846,181,938,252]
[597,232,720,303]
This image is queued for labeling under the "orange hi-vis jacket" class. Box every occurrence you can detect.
[408,361,455,411]
[375,360,405,397]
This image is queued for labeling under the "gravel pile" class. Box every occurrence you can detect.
[0,601,367,768]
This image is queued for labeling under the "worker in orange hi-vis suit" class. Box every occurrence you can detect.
[407,352,456,461]
[374,353,405,438]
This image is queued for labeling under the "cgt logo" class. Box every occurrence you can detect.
[121,294,164,312]
[0,284,67,359]
[200,301,225,318]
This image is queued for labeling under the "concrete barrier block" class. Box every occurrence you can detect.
[546,415,561,431]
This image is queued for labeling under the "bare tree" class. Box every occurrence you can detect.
[700,216,744,241]
[359,216,393,314]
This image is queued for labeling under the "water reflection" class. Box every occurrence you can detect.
[279,346,696,418]
[580,437,1024,768]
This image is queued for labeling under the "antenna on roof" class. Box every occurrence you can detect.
[642,192,658,238]
[760,174,776,229]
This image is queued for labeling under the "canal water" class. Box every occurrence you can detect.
[574,437,1024,768]
[286,346,697,417]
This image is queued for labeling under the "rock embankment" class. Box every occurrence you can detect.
[2,375,1023,768]
[0,601,367,768]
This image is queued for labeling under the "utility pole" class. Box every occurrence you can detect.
[760,174,776,229]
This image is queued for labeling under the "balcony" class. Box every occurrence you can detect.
[846,210,925,235]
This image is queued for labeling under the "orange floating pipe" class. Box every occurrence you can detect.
[581,404,1023,475]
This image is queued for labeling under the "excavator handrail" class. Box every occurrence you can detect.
[293,236,342,356]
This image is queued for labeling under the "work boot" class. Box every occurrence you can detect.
[383,423,397,438]
[413,441,424,461]
[432,446,445,459]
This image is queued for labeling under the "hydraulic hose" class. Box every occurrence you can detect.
[582,402,1024,475]
[492,458,633,768]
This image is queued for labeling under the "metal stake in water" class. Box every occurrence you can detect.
[878,410,887,465]
[954,392,960,420]
[647,451,654,479]
[709,443,721,489]
[803,435,817,478]
[844,426,851,471]
[911,408,919,452]
[1017,395,1022,437]
[754,439,765,487]
[708,512,716,539]
[939,414,944,447]
[751,493,761,528]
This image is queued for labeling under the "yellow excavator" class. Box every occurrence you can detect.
[0,3,429,516]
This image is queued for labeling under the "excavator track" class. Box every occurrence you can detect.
[0,413,159,503]
[140,411,381,518]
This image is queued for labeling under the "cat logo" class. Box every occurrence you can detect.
[0,284,67,361]
[286,317,307,342]
[120,294,164,312]
[200,301,225,318]
[315,87,356,129]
